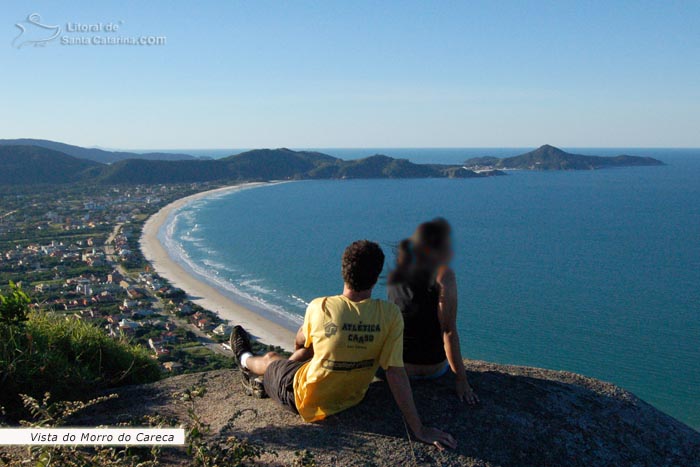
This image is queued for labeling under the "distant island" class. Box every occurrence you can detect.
[465,144,664,171]
[0,140,664,185]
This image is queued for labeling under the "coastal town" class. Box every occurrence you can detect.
[0,182,277,376]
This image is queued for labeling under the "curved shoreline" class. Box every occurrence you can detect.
[140,182,296,351]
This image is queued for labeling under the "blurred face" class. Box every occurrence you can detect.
[422,236,453,267]
[437,237,453,265]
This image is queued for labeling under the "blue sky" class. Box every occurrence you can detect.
[2,1,699,148]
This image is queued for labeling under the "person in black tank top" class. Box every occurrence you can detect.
[387,219,479,405]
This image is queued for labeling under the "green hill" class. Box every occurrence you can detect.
[336,155,442,178]
[221,148,340,179]
[91,159,227,184]
[0,139,198,163]
[465,145,664,170]
[0,144,497,184]
[0,145,100,184]
[2,143,614,185]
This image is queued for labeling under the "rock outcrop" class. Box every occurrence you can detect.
[73,360,700,467]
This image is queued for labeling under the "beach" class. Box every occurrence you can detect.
[140,182,296,351]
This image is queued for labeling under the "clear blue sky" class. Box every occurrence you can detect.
[2,1,699,148]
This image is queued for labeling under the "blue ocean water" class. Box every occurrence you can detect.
[162,149,700,429]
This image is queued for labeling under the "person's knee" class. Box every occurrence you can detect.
[263,352,280,364]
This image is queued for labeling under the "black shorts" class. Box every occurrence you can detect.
[263,359,306,412]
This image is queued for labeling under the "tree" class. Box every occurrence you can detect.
[0,282,31,325]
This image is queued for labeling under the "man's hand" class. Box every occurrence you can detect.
[414,425,457,450]
[456,375,479,404]
[386,366,457,451]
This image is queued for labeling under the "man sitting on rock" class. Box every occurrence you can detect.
[231,240,456,450]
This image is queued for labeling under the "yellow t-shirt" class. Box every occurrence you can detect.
[293,295,404,422]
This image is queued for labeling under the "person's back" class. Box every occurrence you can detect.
[294,294,403,421]
[387,219,479,404]
[388,267,445,366]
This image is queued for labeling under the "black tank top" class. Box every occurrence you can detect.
[387,268,447,365]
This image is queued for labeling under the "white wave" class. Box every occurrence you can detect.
[159,187,304,327]
[290,294,310,306]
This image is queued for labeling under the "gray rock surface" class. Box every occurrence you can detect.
[73,360,700,467]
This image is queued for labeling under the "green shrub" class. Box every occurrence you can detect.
[0,282,30,325]
[1,308,161,419]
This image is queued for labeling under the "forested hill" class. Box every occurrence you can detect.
[0,145,100,185]
[0,138,198,164]
[0,145,499,185]
[0,142,665,185]
[464,145,664,170]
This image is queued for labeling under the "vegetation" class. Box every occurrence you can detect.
[0,145,99,185]
[0,138,198,163]
[176,378,270,466]
[1,380,317,467]
[0,284,160,419]
[0,392,166,467]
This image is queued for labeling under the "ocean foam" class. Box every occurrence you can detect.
[160,190,303,328]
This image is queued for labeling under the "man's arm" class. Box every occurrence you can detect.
[437,267,478,404]
[295,325,306,350]
[385,366,457,450]
[292,325,314,361]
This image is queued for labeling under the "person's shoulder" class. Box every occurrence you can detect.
[308,296,328,307]
[436,265,456,285]
[376,299,402,317]
[309,295,347,311]
[305,296,328,314]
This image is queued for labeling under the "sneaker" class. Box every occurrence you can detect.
[231,325,253,366]
[251,376,268,399]
[230,326,254,394]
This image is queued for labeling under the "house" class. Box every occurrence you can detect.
[35,283,57,293]
[212,323,232,337]
[92,291,116,304]
[177,302,195,316]
[132,308,156,318]
[162,361,182,372]
[126,287,145,300]
[148,338,170,357]
[107,270,124,284]
[75,279,92,296]
[119,318,140,330]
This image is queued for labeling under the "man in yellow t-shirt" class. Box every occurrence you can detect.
[231,240,456,450]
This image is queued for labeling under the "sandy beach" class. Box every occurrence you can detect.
[140,183,296,351]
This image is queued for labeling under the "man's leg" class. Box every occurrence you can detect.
[232,326,311,375]
[230,325,270,397]
[244,351,285,375]
[231,326,305,412]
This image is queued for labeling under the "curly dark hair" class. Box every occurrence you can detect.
[341,240,385,292]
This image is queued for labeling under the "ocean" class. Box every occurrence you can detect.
[159,148,700,429]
